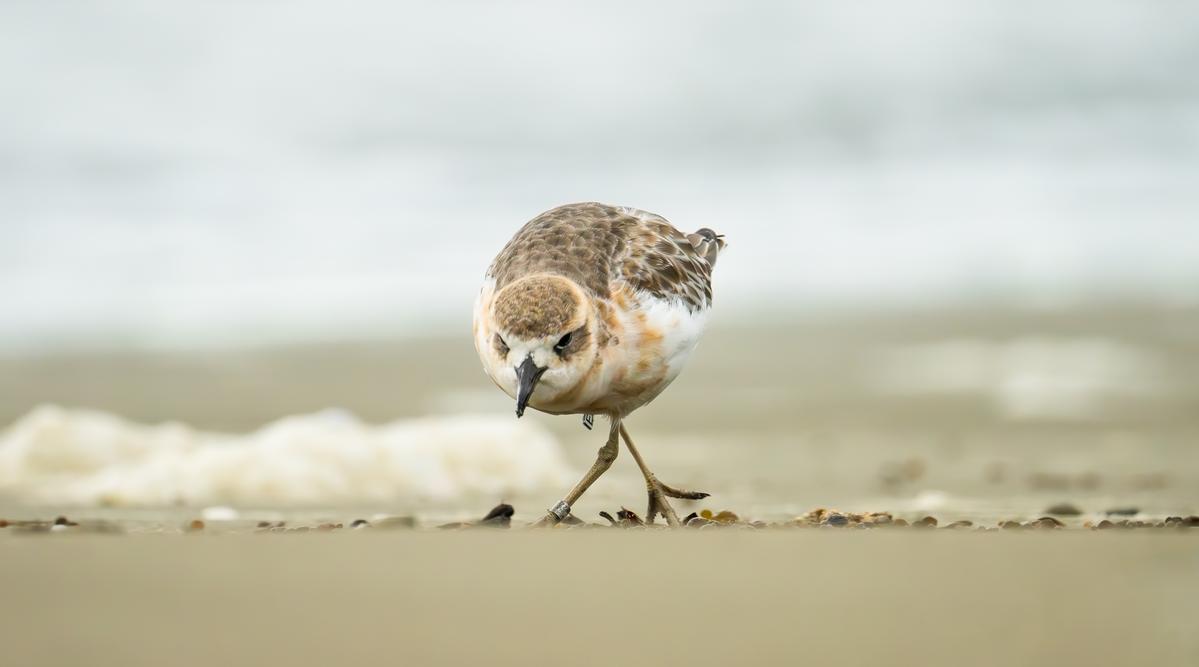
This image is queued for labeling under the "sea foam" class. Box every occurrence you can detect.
[0,405,571,507]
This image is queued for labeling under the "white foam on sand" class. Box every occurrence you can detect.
[0,406,572,507]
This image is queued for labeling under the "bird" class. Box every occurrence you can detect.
[472,202,726,526]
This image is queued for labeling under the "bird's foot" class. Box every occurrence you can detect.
[644,476,709,527]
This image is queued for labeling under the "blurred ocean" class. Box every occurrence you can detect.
[2,1,1198,351]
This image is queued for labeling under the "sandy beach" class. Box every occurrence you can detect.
[4,4,1199,665]
[2,529,1196,667]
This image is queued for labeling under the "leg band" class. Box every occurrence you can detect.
[548,500,571,521]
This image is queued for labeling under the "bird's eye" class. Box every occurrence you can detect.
[493,334,509,355]
[554,332,572,352]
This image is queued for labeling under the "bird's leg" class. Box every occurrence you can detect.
[618,423,709,527]
[532,418,620,527]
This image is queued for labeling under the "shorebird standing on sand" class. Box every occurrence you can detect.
[473,202,726,527]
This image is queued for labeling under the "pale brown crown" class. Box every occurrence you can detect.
[492,274,583,340]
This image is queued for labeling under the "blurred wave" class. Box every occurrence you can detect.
[0,406,570,506]
[2,2,1197,349]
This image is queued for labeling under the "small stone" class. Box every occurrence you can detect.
[943,520,973,529]
[1184,516,1199,527]
[685,516,717,528]
[825,513,849,526]
[1105,507,1139,517]
[53,516,77,527]
[350,519,371,529]
[256,521,272,528]
[187,519,205,532]
[316,523,340,532]
[999,520,1023,530]
[1044,503,1082,516]
[892,518,909,527]
[476,503,515,528]
[1028,517,1064,529]
[615,507,644,527]
[1095,520,1115,530]
[913,516,938,528]
[0,519,8,528]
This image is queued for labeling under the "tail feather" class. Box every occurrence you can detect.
[686,228,727,268]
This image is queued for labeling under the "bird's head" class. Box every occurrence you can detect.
[479,274,598,417]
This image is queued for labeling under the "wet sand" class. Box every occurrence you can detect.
[2,305,1197,664]
[1,530,1196,667]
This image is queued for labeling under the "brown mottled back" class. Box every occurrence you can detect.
[487,202,722,312]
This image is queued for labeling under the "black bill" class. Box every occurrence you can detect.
[515,355,546,418]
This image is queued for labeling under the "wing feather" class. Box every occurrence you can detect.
[487,202,723,312]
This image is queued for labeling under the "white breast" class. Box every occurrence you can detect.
[597,293,710,415]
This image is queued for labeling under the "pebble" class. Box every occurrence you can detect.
[1044,503,1082,516]
[614,508,645,528]
[6,504,1196,534]
[475,503,515,528]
